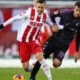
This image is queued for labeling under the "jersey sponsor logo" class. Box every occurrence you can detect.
[30,21,43,27]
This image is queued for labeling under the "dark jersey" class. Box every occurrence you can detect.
[43,15,80,61]
[50,9,80,51]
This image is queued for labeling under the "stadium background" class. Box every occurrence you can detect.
[0,0,80,67]
[0,1,80,80]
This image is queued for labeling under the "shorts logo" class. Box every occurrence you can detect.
[36,40,40,45]
[58,51,65,60]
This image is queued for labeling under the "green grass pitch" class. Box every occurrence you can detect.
[0,68,80,80]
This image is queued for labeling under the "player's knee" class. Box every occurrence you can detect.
[36,52,44,61]
[53,58,61,68]
[23,64,29,72]
[23,66,29,72]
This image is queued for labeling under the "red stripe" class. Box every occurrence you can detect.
[43,13,47,22]
[22,25,31,42]
[29,27,37,42]
[30,8,35,20]
[36,16,41,22]
[35,29,40,39]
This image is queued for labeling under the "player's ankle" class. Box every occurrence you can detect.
[30,77,35,80]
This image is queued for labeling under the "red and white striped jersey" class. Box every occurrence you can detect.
[3,7,53,42]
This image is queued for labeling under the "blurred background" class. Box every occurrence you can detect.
[0,0,80,68]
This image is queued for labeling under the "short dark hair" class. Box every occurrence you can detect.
[37,0,46,4]
[75,1,80,8]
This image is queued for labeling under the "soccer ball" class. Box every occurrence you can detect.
[13,74,25,80]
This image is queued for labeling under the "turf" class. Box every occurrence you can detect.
[0,68,80,80]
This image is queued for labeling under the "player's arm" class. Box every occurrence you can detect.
[55,17,64,29]
[0,8,30,29]
[45,14,53,27]
[74,29,80,62]
[50,11,60,23]
[0,15,26,29]
[50,12,62,32]
[45,12,59,32]
[76,30,80,52]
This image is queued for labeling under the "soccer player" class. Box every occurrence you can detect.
[0,0,53,80]
[51,2,80,63]
[29,1,80,80]
[33,0,53,50]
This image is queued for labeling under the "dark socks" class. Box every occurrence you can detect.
[30,61,41,79]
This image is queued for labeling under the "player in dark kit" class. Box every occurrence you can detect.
[29,1,80,80]
[51,2,80,63]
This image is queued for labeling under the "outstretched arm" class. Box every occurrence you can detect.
[0,8,31,29]
[74,30,80,62]
[0,14,27,29]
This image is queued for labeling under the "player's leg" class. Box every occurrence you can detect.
[22,61,33,72]
[54,44,69,68]
[30,53,51,80]
[29,52,50,80]
[18,41,33,72]
[30,61,41,80]
[30,38,54,80]
[53,47,66,68]
[36,51,52,80]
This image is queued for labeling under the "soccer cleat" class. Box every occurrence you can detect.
[29,78,36,80]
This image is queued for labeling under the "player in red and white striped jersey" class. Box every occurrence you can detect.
[0,0,53,80]
[33,0,53,47]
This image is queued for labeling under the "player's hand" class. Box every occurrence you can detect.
[53,23,59,32]
[74,52,78,63]
[0,24,4,29]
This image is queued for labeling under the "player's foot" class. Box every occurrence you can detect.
[29,78,36,80]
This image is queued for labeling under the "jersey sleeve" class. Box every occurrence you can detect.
[45,14,53,27]
[3,8,31,27]
[55,17,64,29]
[76,30,80,52]
[50,11,60,23]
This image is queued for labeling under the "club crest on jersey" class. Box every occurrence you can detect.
[30,16,35,20]
[43,19,46,22]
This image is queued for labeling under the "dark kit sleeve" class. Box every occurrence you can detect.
[50,12,60,23]
[76,30,80,52]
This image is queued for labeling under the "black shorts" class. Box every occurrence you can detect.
[43,35,69,61]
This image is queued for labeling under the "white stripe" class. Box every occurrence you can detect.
[33,27,40,41]
[40,14,43,23]
[26,27,34,42]
[34,11,37,22]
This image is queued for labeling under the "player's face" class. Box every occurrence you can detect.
[74,6,80,18]
[36,3,45,15]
